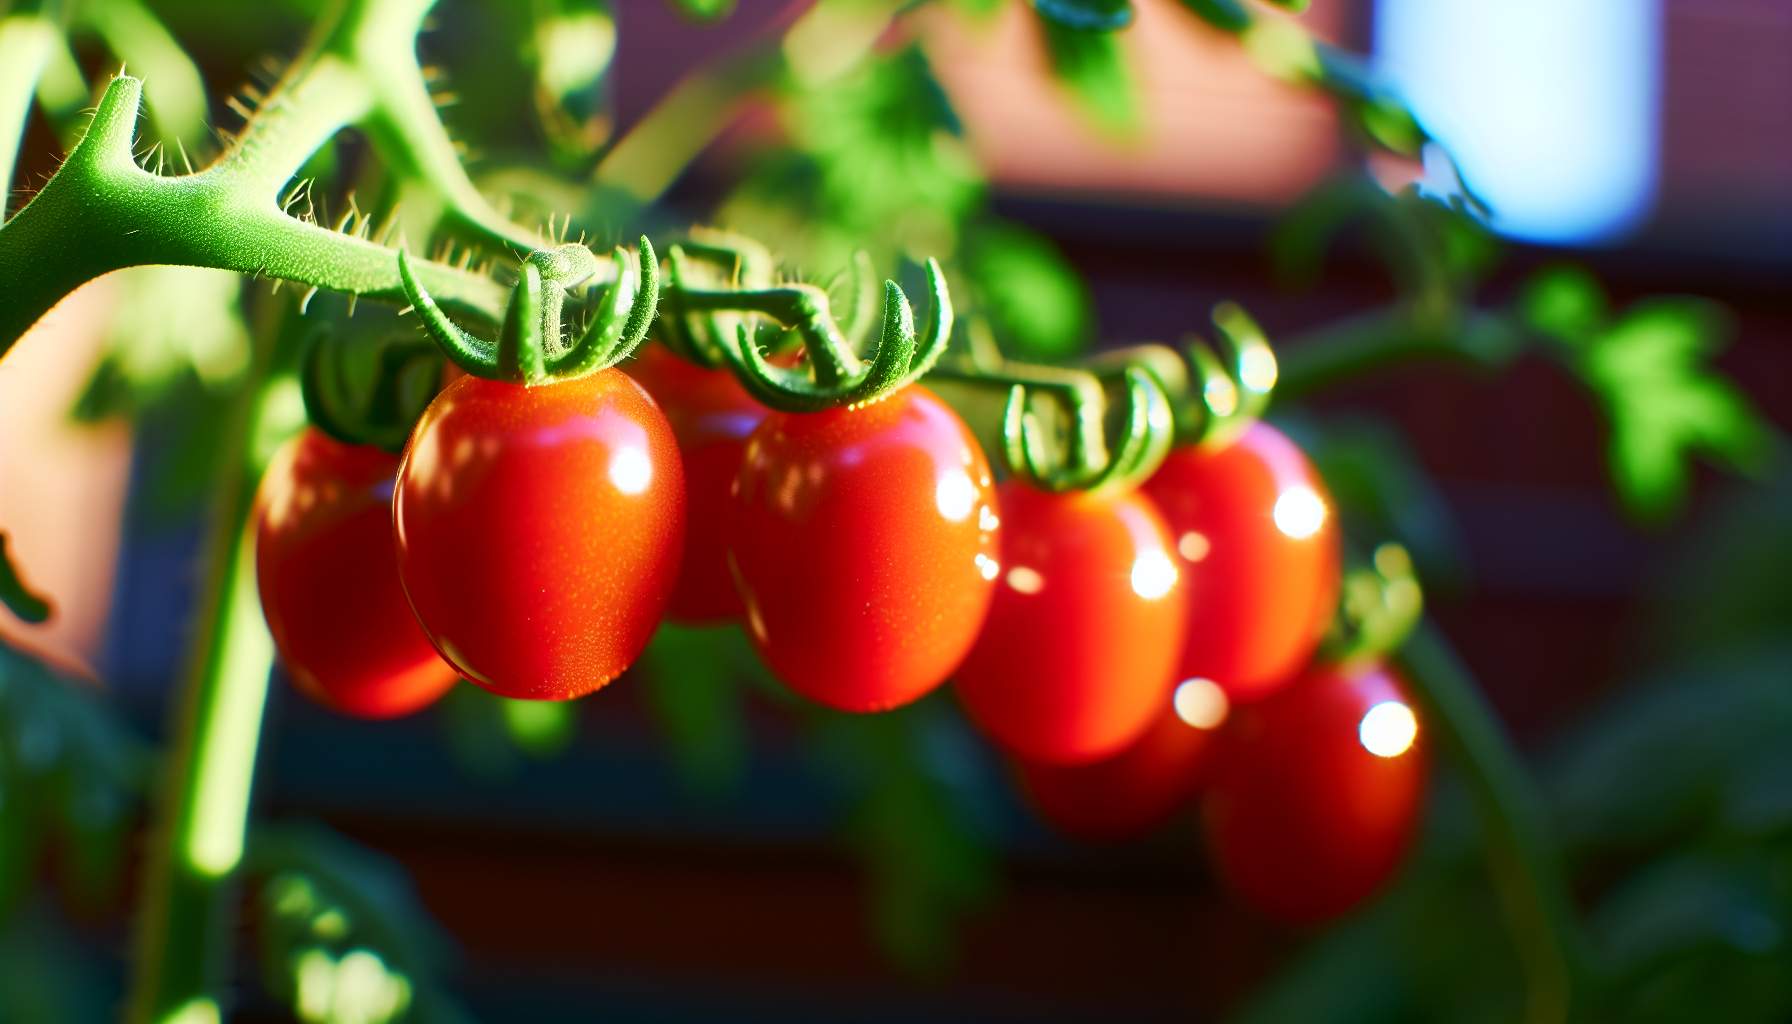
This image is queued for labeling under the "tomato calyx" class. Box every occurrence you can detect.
[666,246,952,411]
[1324,541,1425,666]
[931,355,1174,494]
[397,236,659,386]
[1097,301,1278,450]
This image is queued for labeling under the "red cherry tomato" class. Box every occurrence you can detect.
[393,371,685,700]
[1202,661,1426,924]
[955,483,1189,764]
[1142,423,1340,703]
[626,346,765,623]
[1018,678,1227,841]
[254,429,458,718]
[728,386,999,712]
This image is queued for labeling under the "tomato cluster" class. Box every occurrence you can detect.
[251,341,1422,923]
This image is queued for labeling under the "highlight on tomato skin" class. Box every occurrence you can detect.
[253,428,459,719]
[1201,660,1427,925]
[1018,677,1229,842]
[1142,421,1342,705]
[626,346,765,624]
[727,385,1000,714]
[955,482,1190,765]
[393,370,686,701]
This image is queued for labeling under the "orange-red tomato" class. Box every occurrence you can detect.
[728,386,999,712]
[393,372,685,700]
[1018,679,1226,841]
[1203,661,1426,924]
[627,346,764,623]
[955,483,1188,764]
[254,429,458,718]
[1143,423,1340,703]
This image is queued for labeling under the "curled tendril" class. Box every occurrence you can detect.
[1326,542,1425,663]
[1183,301,1277,448]
[397,237,659,385]
[300,330,443,454]
[1001,365,1175,493]
[1088,302,1277,449]
[0,532,52,624]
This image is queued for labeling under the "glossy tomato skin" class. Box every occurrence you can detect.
[254,429,458,718]
[956,483,1189,764]
[626,346,764,623]
[729,386,998,712]
[1018,681,1224,841]
[1203,661,1426,924]
[393,371,685,700]
[1143,423,1340,703]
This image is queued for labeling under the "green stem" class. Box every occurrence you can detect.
[1395,621,1593,1024]
[1272,303,1524,403]
[126,326,286,1024]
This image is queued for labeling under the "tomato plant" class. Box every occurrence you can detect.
[254,428,459,718]
[1144,423,1341,703]
[627,345,765,623]
[393,371,685,700]
[1018,678,1226,841]
[728,385,998,712]
[955,481,1188,764]
[1202,660,1427,923]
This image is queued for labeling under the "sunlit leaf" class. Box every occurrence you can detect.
[669,0,735,21]
[960,221,1092,360]
[1519,265,1606,342]
[1040,18,1141,136]
[251,823,474,1024]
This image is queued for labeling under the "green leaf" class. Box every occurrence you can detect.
[0,534,50,624]
[811,705,996,974]
[1031,0,1134,32]
[669,0,735,21]
[251,823,475,1024]
[1040,19,1141,136]
[1519,265,1606,342]
[1562,296,1775,522]
[640,624,750,797]
[960,221,1093,360]
[1177,0,1250,34]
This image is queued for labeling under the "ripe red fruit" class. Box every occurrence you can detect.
[728,386,999,712]
[626,346,765,623]
[956,483,1189,764]
[1142,422,1340,703]
[254,429,457,718]
[1203,661,1427,923]
[1018,678,1227,841]
[393,371,685,700]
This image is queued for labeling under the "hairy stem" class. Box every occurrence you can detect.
[1396,622,1592,1024]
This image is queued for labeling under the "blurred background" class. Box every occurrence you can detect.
[2,0,1789,1020]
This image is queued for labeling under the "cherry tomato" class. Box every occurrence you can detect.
[393,371,685,700]
[1142,422,1340,703]
[728,386,998,712]
[626,346,764,623]
[955,483,1189,764]
[1202,661,1426,924]
[254,429,458,718]
[1018,677,1227,840]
